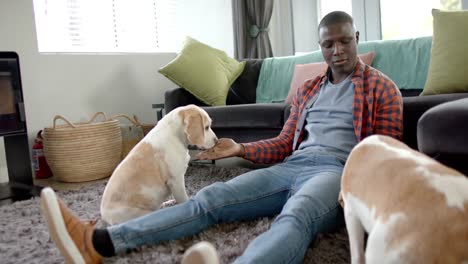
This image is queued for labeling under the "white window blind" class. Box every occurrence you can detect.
[33,0,178,53]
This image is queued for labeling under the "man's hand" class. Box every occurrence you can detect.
[196,138,244,160]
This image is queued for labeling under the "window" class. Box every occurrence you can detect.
[289,0,353,55]
[33,0,177,53]
[380,0,462,40]
[318,0,352,21]
[33,0,234,54]
[279,0,467,55]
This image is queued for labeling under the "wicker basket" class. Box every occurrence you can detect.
[112,114,145,159]
[132,115,155,135]
[43,112,122,183]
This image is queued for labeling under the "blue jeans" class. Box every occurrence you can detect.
[107,152,345,263]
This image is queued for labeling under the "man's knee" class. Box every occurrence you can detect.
[193,182,229,208]
[278,194,341,225]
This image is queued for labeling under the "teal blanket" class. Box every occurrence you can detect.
[256,36,432,103]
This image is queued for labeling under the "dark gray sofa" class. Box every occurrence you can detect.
[417,97,468,175]
[164,58,468,174]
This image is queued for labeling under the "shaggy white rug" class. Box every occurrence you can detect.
[0,165,350,264]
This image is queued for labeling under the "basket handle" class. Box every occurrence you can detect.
[132,115,146,126]
[52,112,110,129]
[88,112,109,123]
[111,114,141,126]
[53,115,77,129]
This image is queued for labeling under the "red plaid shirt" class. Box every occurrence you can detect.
[242,60,403,164]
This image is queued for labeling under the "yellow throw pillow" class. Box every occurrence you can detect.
[421,9,468,95]
[159,37,246,106]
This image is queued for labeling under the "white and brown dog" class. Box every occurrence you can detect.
[340,135,468,264]
[101,104,218,225]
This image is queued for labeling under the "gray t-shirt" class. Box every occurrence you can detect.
[295,74,357,162]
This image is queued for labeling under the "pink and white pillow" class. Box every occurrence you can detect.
[285,52,375,104]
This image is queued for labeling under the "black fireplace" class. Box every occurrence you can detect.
[0,52,41,202]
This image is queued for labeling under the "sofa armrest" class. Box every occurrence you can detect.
[403,93,468,149]
[164,87,208,113]
[417,97,468,175]
[417,97,468,155]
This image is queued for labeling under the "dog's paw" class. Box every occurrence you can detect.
[162,199,177,208]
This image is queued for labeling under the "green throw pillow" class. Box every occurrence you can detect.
[421,9,468,95]
[159,37,246,106]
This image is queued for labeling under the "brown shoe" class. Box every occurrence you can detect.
[41,187,103,264]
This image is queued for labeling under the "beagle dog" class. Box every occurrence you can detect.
[340,135,468,264]
[101,104,218,225]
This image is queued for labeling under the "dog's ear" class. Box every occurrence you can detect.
[182,110,204,146]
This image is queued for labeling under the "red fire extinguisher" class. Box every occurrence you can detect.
[32,130,53,179]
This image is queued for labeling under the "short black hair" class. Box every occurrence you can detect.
[318,11,354,30]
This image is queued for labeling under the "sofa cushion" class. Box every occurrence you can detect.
[164,88,208,114]
[421,9,468,95]
[203,103,288,129]
[357,37,432,91]
[400,89,422,97]
[158,37,245,106]
[227,59,263,105]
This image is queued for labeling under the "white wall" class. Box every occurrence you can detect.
[176,0,234,57]
[0,0,233,183]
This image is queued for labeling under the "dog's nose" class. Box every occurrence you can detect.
[214,137,219,144]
